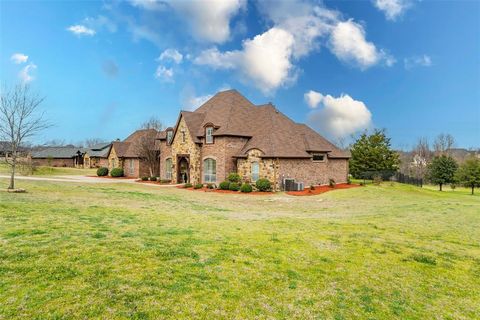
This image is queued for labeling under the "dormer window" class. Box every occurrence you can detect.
[205,126,214,144]
[312,154,325,162]
[166,130,173,145]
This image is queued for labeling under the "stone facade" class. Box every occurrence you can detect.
[84,154,109,169]
[237,149,279,189]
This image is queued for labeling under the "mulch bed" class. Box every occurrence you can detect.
[286,183,360,196]
[176,186,273,195]
[87,176,136,180]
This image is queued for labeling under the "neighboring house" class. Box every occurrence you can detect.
[107,129,159,177]
[0,141,29,158]
[83,143,111,168]
[157,90,350,188]
[31,147,85,167]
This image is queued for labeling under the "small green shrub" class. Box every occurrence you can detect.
[240,183,253,193]
[207,183,215,189]
[229,182,240,191]
[141,176,149,181]
[194,183,203,189]
[96,167,108,177]
[227,172,241,183]
[256,178,271,192]
[347,174,352,185]
[110,168,124,177]
[150,176,157,181]
[184,183,193,188]
[219,181,230,190]
[329,178,336,188]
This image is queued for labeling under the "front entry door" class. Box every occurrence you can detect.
[177,155,190,183]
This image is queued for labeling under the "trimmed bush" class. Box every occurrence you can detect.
[141,176,149,181]
[150,176,157,182]
[255,178,271,192]
[184,183,193,188]
[207,183,215,189]
[329,178,336,188]
[219,181,230,190]
[240,183,253,193]
[227,172,241,183]
[229,182,240,191]
[194,183,203,189]
[110,168,124,177]
[96,167,108,177]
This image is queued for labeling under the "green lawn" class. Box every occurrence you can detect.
[0,179,479,319]
[0,162,97,176]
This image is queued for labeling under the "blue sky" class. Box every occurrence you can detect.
[1,0,479,149]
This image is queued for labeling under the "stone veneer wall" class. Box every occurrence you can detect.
[278,157,348,186]
[237,149,279,189]
[171,117,201,184]
[159,140,172,180]
[108,147,123,172]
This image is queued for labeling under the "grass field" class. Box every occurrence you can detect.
[0,178,479,319]
[0,162,97,176]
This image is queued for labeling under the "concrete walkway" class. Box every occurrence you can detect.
[0,175,181,187]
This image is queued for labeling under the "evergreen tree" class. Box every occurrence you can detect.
[349,129,400,179]
[455,157,480,195]
[426,155,458,191]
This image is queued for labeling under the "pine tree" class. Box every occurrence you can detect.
[426,155,458,191]
[455,157,480,195]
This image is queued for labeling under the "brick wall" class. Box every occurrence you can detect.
[159,140,172,181]
[278,157,348,186]
[32,158,75,167]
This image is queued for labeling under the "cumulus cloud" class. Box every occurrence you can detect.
[158,49,183,64]
[373,0,412,21]
[154,65,174,82]
[195,27,296,94]
[67,25,96,36]
[304,90,323,108]
[11,53,28,64]
[19,63,37,84]
[404,54,432,69]
[306,91,372,138]
[329,20,393,69]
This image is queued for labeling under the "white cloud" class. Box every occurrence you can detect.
[158,49,183,64]
[154,65,174,82]
[10,53,28,64]
[404,54,432,69]
[19,63,37,84]
[129,0,166,11]
[183,93,213,111]
[373,0,412,21]
[67,25,96,36]
[329,20,391,69]
[304,90,323,108]
[307,91,372,138]
[83,15,117,33]
[195,27,296,94]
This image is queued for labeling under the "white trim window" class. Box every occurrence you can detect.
[203,158,216,183]
[205,126,214,144]
[251,161,259,182]
[129,159,135,175]
[165,158,172,180]
[166,130,173,144]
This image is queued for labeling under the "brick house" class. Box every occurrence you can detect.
[83,143,111,168]
[157,90,349,189]
[31,147,85,167]
[107,129,159,178]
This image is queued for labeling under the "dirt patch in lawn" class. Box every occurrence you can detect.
[286,183,360,196]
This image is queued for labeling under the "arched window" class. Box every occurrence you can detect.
[203,158,216,183]
[165,158,172,180]
[251,161,259,182]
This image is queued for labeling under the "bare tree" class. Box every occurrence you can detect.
[434,133,455,156]
[140,116,163,131]
[0,85,50,189]
[410,137,433,178]
[42,139,65,146]
[135,131,159,177]
[84,138,108,148]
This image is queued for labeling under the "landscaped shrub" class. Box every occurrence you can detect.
[141,176,149,181]
[110,168,124,177]
[347,174,352,185]
[150,176,157,181]
[227,172,241,183]
[240,183,253,193]
[97,167,108,177]
[194,183,203,189]
[229,182,240,191]
[329,178,336,188]
[219,181,230,190]
[255,178,271,192]
[207,183,215,189]
[184,183,193,188]
[310,185,315,191]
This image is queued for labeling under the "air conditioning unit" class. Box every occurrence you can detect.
[283,178,295,191]
[294,182,304,191]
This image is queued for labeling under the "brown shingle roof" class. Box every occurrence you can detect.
[112,129,158,158]
[172,89,349,159]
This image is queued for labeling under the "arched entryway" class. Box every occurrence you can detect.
[177,155,190,183]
